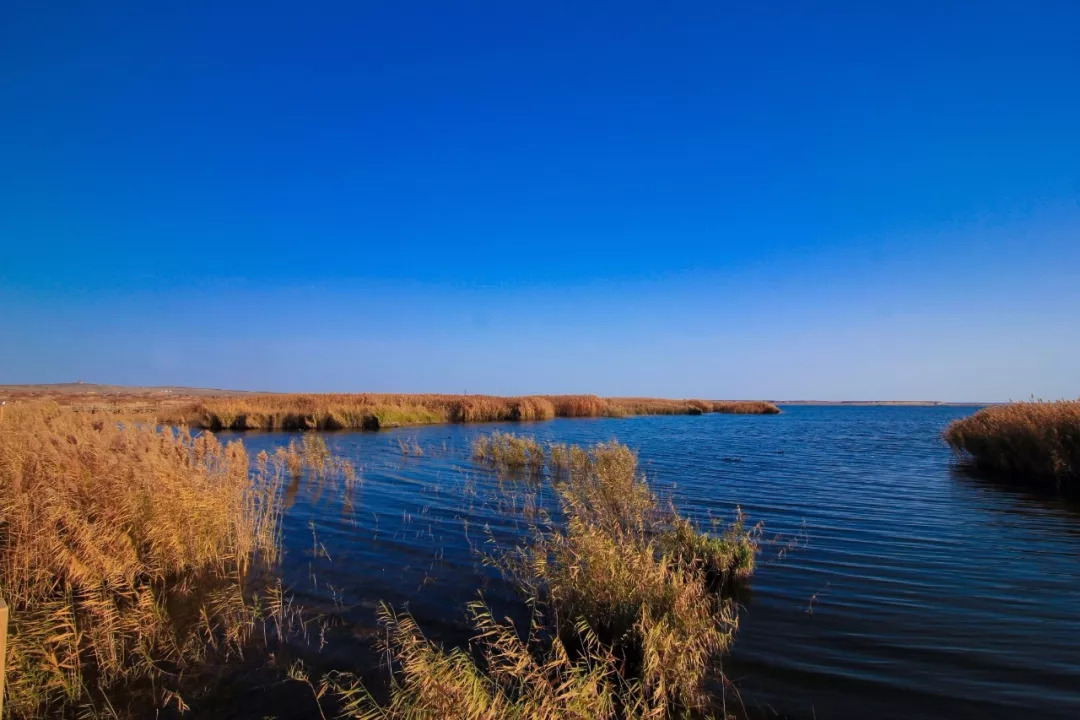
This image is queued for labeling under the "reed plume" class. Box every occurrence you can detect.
[944,400,1080,490]
[0,403,289,717]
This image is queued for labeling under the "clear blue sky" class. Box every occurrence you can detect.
[2,1,1078,401]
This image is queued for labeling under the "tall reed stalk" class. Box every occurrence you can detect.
[0,403,287,717]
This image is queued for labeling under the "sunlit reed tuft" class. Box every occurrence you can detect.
[944,399,1080,490]
[337,436,759,719]
[0,402,310,717]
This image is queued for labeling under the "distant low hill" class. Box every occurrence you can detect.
[0,382,254,398]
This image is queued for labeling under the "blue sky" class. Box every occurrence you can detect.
[1,1,1078,400]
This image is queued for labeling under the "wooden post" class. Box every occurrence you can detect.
[0,596,7,717]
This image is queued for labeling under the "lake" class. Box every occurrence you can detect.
[219,405,1080,719]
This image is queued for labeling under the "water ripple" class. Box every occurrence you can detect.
[222,405,1080,720]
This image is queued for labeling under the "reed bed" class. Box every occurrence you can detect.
[547,443,592,477]
[0,393,764,717]
[709,400,780,415]
[334,436,759,719]
[19,392,780,431]
[0,402,296,718]
[472,431,546,472]
[521,441,757,709]
[944,400,1080,490]
[605,398,779,416]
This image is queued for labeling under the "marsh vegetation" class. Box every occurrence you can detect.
[0,403,757,718]
[0,404,358,718]
[944,400,1080,491]
[5,389,780,431]
[174,394,780,431]
[330,434,759,719]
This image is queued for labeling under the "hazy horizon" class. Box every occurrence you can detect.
[0,380,1045,406]
[2,3,1078,402]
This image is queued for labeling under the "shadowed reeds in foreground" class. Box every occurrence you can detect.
[944,400,1080,491]
[0,403,299,718]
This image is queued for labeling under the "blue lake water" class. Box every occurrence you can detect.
[219,405,1080,719]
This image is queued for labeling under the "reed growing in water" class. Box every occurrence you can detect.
[520,442,757,709]
[472,431,546,472]
[944,400,1080,490]
[333,437,759,719]
[34,391,780,431]
[0,403,295,717]
[709,400,781,415]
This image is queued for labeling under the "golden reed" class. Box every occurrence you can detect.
[945,400,1080,490]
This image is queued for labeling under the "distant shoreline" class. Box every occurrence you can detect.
[0,384,781,430]
[0,384,993,407]
[774,400,992,407]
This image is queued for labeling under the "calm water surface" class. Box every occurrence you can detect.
[222,406,1080,719]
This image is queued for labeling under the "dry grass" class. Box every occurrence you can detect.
[330,600,688,720]
[168,394,779,431]
[337,437,759,719]
[521,442,757,713]
[944,400,1080,490]
[0,389,767,717]
[330,602,610,720]
[547,443,592,477]
[276,434,357,483]
[473,432,546,472]
[659,512,757,595]
[0,402,298,718]
[2,391,780,431]
[709,401,780,415]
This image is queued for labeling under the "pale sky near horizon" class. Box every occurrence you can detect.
[2,2,1078,402]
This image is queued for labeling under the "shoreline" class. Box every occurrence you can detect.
[775,400,991,407]
[0,386,783,430]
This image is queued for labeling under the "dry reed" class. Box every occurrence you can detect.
[472,432,546,472]
[944,400,1080,490]
[330,600,681,720]
[520,442,757,712]
[337,436,759,718]
[709,401,781,415]
[0,402,294,717]
[16,391,780,431]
